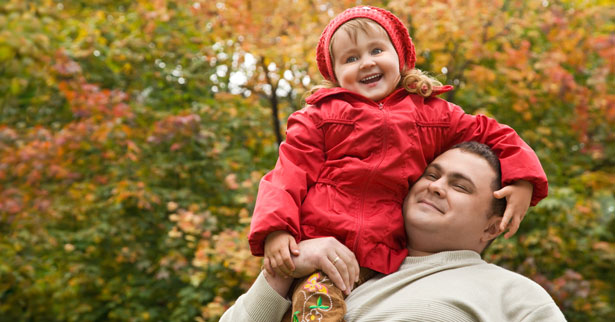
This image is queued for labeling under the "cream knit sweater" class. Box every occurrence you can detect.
[220,250,566,321]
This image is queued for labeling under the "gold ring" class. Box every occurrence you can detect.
[332,256,340,265]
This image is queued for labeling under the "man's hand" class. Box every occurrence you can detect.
[494,180,533,238]
[291,237,360,295]
[264,231,300,278]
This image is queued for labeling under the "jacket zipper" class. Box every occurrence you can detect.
[354,102,388,253]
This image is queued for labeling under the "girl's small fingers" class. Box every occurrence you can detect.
[283,256,295,272]
[289,238,300,256]
[505,217,521,238]
[493,187,510,199]
[499,207,514,232]
[269,256,279,270]
[274,254,288,275]
[264,258,275,276]
[281,248,295,271]
[272,257,288,278]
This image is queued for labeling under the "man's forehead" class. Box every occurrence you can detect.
[430,149,496,184]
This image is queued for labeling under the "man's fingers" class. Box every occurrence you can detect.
[333,243,360,284]
[331,254,351,294]
[345,255,358,287]
[320,258,346,292]
[352,253,360,283]
[337,251,358,289]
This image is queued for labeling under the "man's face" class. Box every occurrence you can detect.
[403,148,497,255]
[331,22,401,102]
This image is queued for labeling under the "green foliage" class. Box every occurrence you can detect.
[0,1,272,321]
[1,0,614,321]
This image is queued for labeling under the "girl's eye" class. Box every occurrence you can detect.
[371,48,383,55]
[346,56,358,63]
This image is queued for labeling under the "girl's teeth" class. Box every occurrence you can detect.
[361,74,381,83]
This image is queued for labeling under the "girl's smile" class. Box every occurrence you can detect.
[331,22,401,102]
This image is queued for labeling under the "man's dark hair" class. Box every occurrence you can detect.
[450,141,506,217]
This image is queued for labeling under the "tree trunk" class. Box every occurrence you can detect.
[260,58,283,146]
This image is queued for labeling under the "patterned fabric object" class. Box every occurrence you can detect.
[281,269,376,322]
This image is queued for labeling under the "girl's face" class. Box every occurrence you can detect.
[331,22,401,102]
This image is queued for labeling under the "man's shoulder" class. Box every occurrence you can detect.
[446,261,565,320]
[471,262,555,299]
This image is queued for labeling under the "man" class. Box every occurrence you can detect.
[220,142,566,321]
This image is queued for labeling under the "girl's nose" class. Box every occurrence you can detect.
[360,57,376,69]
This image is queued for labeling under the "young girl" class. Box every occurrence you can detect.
[248,6,548,322]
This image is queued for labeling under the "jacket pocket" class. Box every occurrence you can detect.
[316,119,356,153]
[415,121,451,162]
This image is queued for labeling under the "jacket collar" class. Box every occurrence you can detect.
[305,87,408,106]
[305,85,454,106]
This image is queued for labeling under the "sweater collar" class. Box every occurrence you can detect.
[400,250,483,268]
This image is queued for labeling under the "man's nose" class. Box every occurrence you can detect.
[427,179,446,197]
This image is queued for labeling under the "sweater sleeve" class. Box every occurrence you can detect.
[446,103,548,206]
[519,303,568,322]
[219,272,291,322]
[248,107,325,256]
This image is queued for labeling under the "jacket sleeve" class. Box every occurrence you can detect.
[248,108,325,256]
[446,103,548,206]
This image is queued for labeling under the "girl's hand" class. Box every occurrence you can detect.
[264,231,300,278]
[494,180,533,238]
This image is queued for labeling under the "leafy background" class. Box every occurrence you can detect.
[0,0,613,321]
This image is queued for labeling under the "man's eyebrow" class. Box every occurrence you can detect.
[426,163,441,172]
[429,162,477,189]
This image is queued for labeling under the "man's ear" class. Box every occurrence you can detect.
[481,215,503,242]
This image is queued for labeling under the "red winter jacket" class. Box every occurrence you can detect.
[249,87,548,274]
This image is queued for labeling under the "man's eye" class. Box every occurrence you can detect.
[425,173,438,180]
[345,56,358,63]
[454,184,469,192]
[371,48,383,55]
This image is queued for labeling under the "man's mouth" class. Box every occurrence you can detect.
[360,73,382,84]
[419,199,444,214]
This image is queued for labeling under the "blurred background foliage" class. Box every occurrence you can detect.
[0,0,613,321]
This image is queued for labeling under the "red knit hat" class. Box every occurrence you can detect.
[316,6,416,83]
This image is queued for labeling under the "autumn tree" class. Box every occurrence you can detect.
[1,0,613,321]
